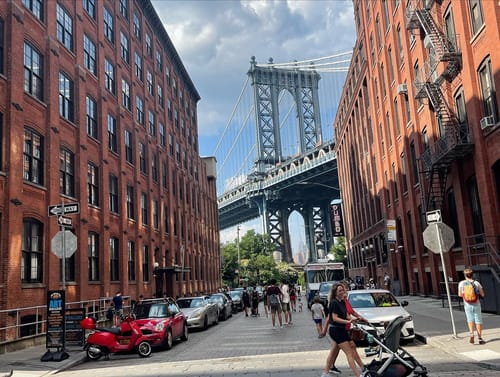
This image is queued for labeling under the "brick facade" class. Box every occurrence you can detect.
[0,0,220,319]
[335,0,500,295]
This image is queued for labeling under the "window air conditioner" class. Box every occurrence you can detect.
[480,115,495,130]
[397,84,408,95]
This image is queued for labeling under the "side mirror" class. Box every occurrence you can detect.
[401,300,409,307]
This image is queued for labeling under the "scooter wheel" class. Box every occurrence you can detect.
[86,347,103,360]
[137,341,152,358]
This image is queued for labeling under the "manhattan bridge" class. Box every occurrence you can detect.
[216,53,351,263]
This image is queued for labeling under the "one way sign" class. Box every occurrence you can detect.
[48,202,80,216]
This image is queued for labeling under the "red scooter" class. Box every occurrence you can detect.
[81,314,158,360]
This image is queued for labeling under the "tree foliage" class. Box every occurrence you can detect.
[327,236,347,265]
[221,230,298,287]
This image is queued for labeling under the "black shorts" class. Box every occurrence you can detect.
[329,325,350,344]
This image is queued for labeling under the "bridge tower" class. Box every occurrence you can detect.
[247,57,331,263]
[248,56,322,174]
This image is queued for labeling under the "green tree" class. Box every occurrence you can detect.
[328,236,347,265]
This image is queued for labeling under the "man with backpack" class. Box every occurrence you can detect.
[266,279,283,330]
[458,268,486,344]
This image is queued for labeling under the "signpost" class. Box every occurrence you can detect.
[422,211,457,338]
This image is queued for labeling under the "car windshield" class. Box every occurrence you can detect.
[349,292,399,308]
[229,292,241,299]
[177,298,204,308]
[134,303,168,319]
[210,296,223,303]
[319,283,333,294]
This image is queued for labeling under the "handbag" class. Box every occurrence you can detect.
[349,327,365,342]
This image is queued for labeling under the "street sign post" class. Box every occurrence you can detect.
[426,209,442,224]
[48,202,80,216]
[422,221,457,338]
[57,216,72,227]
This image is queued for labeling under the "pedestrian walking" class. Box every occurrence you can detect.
[263,285,269,317]
[281,279,292,325]
[112,291,123,327]
[458,268,486,344]
[311,296,326,338]
[242,287,251,317]
[266,279,283,330]
[383,272,392,292]
[321,283,362,377]
[290,284,297,312]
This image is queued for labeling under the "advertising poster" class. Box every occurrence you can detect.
[330,203,345,237]
[46,290,65,349]
[65,308,85,346]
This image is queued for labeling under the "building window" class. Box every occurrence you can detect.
[382,0,390,32]
[22,218,43,283]
[139,142,147,174]
[136,95,144,124]
[385,112,392,146]
[119,0,128,19]
[152,153,158,182]
[104,59,116,94]
[466,176,484,234]
[23,128,43,184]
[86,95,98,139]
[159,122,166,146]
[167,99,172,119]
[122,78,131,110]
[148,110,155,136]
[394,98,401,136]
[88,232,99,281]
[133,13,141,40]
[156,50,162,71]
[125,129,133,164]
[56,4,73,51]
[396,24,404,64]
[24,42,43,100]
[83,34,97,75]
[423,127,429,151]
[375,14,382,50]
[146,70,153,96]
[142,245,149,283]
[410,141,419,185]
[59,72,74,122]
[141,192,148,226]
[478,57,498,121]
[163,205,169,233]
[120,31,130,64]
[468,0,484,36]
[128,240,136,282]
[0,19,3,75]
[87,162,99,206]
[153,200,159,230]
[109,174,119,213]
[103,7,114,44]
[145,33,152,57]
[126,185,135,220]
[446,189,461,248]
[169,134,174,155]
[400,153,408,193]
[107,114,117,153]
[110,237,119,281]
[158,85,164,108]
[134,52,142,81]
[23,0,43,21]
[403,93,411,124]
[162,162,168,189]
[60,147,75,196]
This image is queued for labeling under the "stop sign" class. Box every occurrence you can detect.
[422,222,455,254]
[51,230,78,258]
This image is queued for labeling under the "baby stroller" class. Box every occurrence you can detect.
[354,317,428,377]
[251,291,260,316]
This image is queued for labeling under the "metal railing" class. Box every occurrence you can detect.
[0,296,132,345]
[466,234,500,270]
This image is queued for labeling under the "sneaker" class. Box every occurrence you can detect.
[478,338,486,345]
[469,335,474,344]
[329,365,341,375]
[320,372,333,377]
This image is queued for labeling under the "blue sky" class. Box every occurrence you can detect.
[152,0,356,246]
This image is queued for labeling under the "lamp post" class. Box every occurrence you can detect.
[236,225,241,286]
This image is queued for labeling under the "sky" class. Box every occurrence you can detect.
[152,0,357,247]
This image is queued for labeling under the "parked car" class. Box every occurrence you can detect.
[347,289,415,343]
[209,293,233,321]
[255,286,264,300]
[229,290,244,312]
[176,296,219,329]
[220,291,235,313]
[132,298,188,349]
[318,281,335,312]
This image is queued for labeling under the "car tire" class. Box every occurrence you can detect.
[137,341,152,358]
[214,312,219,325]
[163,328,173,350]
[180,323,188,341]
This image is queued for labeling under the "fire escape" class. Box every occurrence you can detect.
[406,3,474,211]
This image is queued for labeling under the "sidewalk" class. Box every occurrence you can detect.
[0,295,499,376]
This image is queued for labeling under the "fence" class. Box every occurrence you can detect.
[0,296,131,346]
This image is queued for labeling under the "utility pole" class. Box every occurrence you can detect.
[236,225,241,286]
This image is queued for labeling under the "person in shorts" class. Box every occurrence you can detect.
[266,279,283,330]
[458,268,486,344]
[311,296,325,337]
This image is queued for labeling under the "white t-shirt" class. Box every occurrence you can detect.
[311,303,324,319]
[281,284,290,303]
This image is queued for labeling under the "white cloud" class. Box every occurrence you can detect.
[153,0,355,155]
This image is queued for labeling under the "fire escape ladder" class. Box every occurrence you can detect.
[426,167,448,211]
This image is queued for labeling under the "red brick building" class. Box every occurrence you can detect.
[0,0,220,320]
[335,0,500,297]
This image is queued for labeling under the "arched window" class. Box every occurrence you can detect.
[22,218,43,283]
